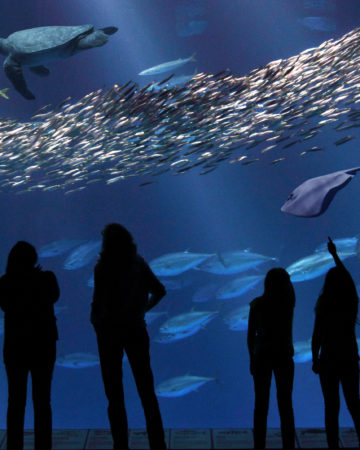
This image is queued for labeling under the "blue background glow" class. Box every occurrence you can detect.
[0,0,359,431]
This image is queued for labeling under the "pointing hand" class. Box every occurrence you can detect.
[327,236,337,256]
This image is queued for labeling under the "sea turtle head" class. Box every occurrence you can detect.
[0,39,8,56]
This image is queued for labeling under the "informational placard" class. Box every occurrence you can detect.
[340,427,359,448]
[170,429,212,449]
[24,430,35,449]
[85,429,113,449]
[1,430,34,449]
[296,428,328,448]
[0,431,5,450]
[266,429,283,449]
[129,429,170,449]
[213,428,253,449]
[52,429,89,449]
[0,430,88,450]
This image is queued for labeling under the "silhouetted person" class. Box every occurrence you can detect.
[247,268,296,449]
[312,237,360,448]
[91,223,167,450]
[0,241,59,450]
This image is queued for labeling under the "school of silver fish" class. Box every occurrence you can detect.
[1,27,360,194]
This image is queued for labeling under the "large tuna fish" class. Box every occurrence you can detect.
[216,275,263,300]
[154,324,203,343]
[149,251,213,276]
[38,238,86,257]
[159,310,217,334]
[196,250,276,275]
[156,375,214,397]
[223,304,250,331]
[286,249,354,282]
[314,236,359,255]
[55,352,99,368]
[63,240,101,270]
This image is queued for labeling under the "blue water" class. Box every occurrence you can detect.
[0,0,360,431]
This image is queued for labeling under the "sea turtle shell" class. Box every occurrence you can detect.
[5,25,93,55]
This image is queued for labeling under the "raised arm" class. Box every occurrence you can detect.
[327,236,345,270]
[328,236,357,295]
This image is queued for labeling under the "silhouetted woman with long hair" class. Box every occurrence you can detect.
[0,241,59,450]
[247,267,296,449]
[312,237,360,448]
[91,223,167,450]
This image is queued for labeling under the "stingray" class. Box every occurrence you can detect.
[281,167,360,217]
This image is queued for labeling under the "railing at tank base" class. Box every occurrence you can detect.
[0,427,357,449]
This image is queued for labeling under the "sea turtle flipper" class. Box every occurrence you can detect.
[4,55,35,100]
[29,65,50,77]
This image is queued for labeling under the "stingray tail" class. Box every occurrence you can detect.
[346,167,360,176]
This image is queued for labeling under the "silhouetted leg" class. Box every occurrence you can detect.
[252,363,272,449]
[125,327,166,450]
[274,359,295,449]
[340,361,360,445]
[5,364,28,450]
[319,367,340,448]
[97,332,129,450]
[31,342,56,450]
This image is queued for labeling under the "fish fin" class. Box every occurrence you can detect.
[191,52,197,62]
[216,251,228,268]
[0,88,9,99]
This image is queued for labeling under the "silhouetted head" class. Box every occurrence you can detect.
[6,241,38,274]
[100,223,137,265]
[320,266,358,307]
[0,39,8,56]
[263,267,295,307]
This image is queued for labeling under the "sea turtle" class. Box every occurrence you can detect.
[0,24,118,100]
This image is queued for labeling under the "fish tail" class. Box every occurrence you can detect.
[356,236,360,258]
[191,52,197,62]
[217,302,227,321]
[214,370,223,386]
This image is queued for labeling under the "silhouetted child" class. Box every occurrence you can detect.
[312,237,360,448]
[91,223,167,450]
[247,268,296,449]
[0,241,59,450]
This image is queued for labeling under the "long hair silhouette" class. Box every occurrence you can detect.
[316,266,358,321]
[263,267,295,308]
[6,241,38,274]
[99,223,137,270]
